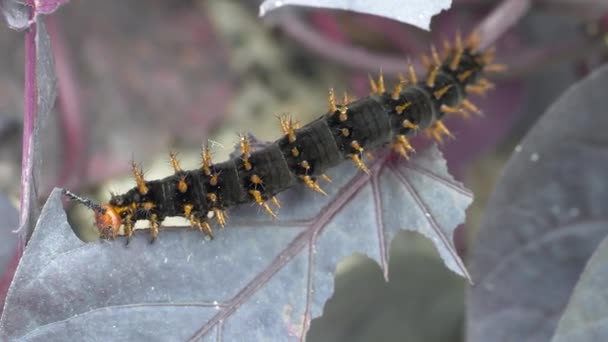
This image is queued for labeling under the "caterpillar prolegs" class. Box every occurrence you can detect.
[63,31,503,243]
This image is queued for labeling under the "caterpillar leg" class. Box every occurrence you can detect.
[392,135,415,159]
[204,191,227,228]
[211,208,227,227]
[300,175,327,196]
[184,204,214,238]
[270,196,281,208]
[149,213,161,243]
[192,217,213,238]
[349,140,369,174]
[124,215,135,246]
[296,159,327,195]
[249,189,277,219]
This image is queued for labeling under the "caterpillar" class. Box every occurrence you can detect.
[63,31,503,243]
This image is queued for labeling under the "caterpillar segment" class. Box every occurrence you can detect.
[150,213,160,242]
[64,32,497,242]
[123,214,135,243]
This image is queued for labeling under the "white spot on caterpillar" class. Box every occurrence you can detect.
[207,211,215,219]
[514,145,522,153]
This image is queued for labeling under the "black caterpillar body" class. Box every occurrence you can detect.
[63,33,499,242]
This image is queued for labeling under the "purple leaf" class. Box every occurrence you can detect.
[467,64,608,341]
[0,145,471,340]
[475,0,531,50]
[550,234,608,342]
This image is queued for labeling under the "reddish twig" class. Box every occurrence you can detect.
[275,11,425,74]
[310,12,347,42]
[476,0,531,50]
[274,0,529,72]
[18,15,37,248]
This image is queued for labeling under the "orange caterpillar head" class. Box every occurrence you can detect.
[94,204,122,239]
[62,189,123,239]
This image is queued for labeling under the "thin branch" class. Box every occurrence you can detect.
[476,0,532,50]
[18,16,37,247]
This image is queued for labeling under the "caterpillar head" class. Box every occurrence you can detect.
[62,189,122,239]
[94,204,122,239]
